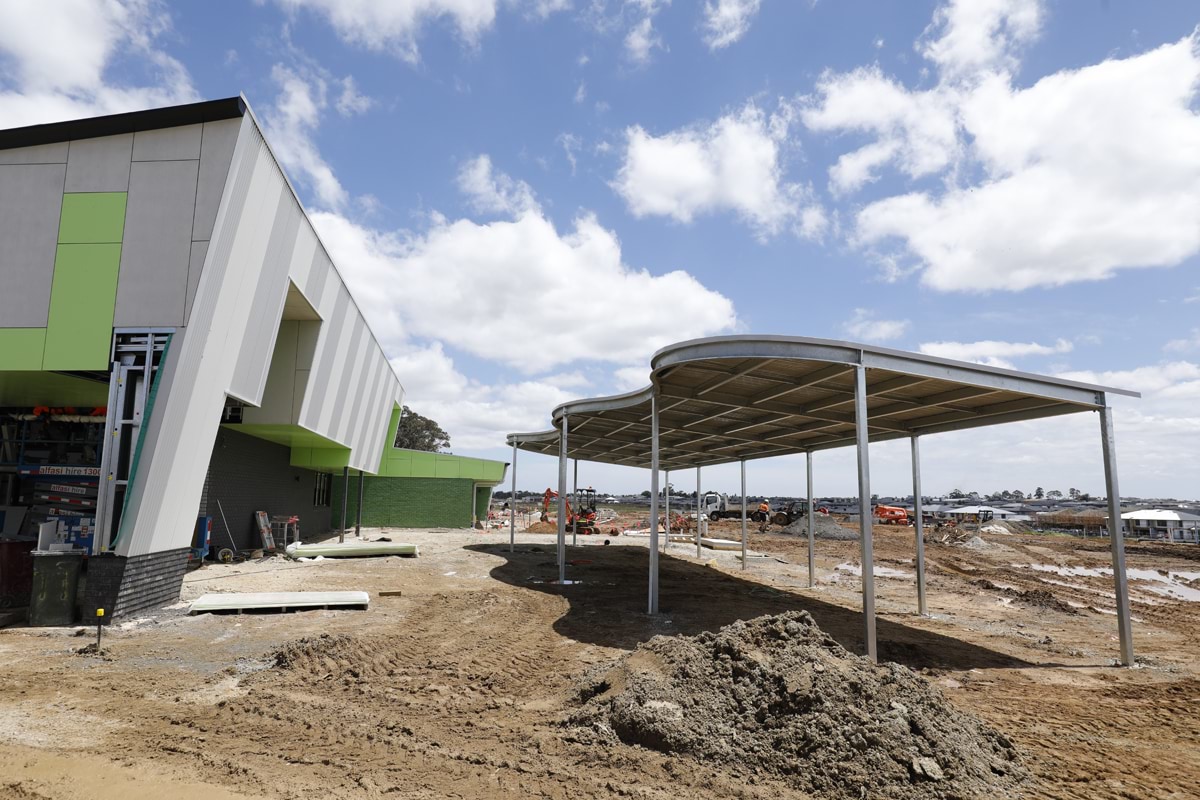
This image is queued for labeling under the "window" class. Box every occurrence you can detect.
[314,472,331,507]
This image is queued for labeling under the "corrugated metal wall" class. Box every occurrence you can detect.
[116,114,403,556]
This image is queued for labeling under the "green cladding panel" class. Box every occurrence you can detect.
[42,243,122,370]
[57,192,127,244]
[0,329,47,370]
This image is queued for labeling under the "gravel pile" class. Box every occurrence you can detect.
[781,514,858,540]
[565,611,1026,799]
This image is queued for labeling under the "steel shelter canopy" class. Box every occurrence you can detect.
[507,336,1139,469]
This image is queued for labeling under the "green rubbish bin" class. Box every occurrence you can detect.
[29,552,84,626]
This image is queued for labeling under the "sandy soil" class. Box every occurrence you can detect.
[1,518,1198,799]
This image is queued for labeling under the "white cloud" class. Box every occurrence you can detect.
[613,102,822,238]
[613,365,649,392]
[702,0,761,50]
[310,156,737,382]
[804,0,1200,293]
[557,133,582,175]
[389,343,582,449]
[456,154,540,216]
[843,309,909,343]
[919,0,1043,79]
[573,81,587,104]
[622,0,669,65]
[335,76,373,116]
[264,65,349,210]
[918,338,1072,369]
[313,205,737,374]
[1165,329,1200,353]
[802,68,960,195]
[272,0,566,63]
[0,0,197,127]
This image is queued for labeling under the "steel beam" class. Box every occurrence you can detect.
[806,451,815,588]
[649,394,660,614]
[557,415,568,583]
[572,459,578,547]
[664,469,672,552]
[855,365,877,662]
[1100,405,1134,666]
[740,459,748,571]
[696,465,702,558]
[509,441,517,553]
[339,466,349,544]
[355,469,364,538]
[912,436,927,615]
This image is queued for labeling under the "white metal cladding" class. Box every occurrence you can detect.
[0,160,66,326]
[116,111,402,556]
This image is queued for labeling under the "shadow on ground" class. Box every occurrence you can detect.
[467,542,1032,672]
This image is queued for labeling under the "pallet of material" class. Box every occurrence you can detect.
[285,541,418,558]
[189,591,369,614]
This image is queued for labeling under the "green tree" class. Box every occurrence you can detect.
[1034,486,1045,499]
[393,406,451,452]
[1047,489,1063,499]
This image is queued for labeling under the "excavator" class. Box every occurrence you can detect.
[541,487,598,532]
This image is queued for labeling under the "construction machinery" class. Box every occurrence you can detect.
[701,492,768,523]
[873,504,910,525]
[541,487,598,532]
[769,500,831,527]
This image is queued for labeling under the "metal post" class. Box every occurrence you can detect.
[806,451,815,588]
[509,441,517,553]
[1100,405,1134,666]
[740,459,748,570]
[854,365,877,662]
[557,415,569,583]
[695,466,702,558]
[339,465,349,544]
[572,459,578,547]
[355,469,365,538]
[648,394,660,614]
[664,469,671,552]
[912,436,927,615]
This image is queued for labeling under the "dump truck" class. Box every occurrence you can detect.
[700,493,768,523]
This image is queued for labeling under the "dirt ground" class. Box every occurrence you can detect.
[1,516,1198,799]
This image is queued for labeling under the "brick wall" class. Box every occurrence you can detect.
[203,428,332,551]
[82,547,190,620]
[332,476,476,529]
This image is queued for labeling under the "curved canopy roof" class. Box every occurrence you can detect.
[507,336,1138,471]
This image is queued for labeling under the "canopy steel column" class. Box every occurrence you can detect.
[557,415,569,583]
[355,470,365,538]
[911,436,927,615]
[695,466,702,558]
[509,442,517,553]
[740,459,748,570]
[572,459,578,547]
[1100,405,1134,666]
[648,395,660,614]
[806,451,815,588]
[854,364,878,662]
[339,466,349,544]
[664,469,671,552]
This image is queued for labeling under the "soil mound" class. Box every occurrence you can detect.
[973,579,1078,615]
[781,514,858,540]
[566,611,1026,799]
[524,521,558,533]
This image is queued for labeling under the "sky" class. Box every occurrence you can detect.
[1,0,1198,500]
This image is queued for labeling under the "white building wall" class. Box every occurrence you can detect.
[116,113,402,556]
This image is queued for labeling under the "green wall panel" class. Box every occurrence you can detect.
[58,192,127,244]
[0,329,47,370]
[332,476,476,529]
[42,243,122,370]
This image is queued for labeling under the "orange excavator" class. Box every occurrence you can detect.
[541,488,598,532]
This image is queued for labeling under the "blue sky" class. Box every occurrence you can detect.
[1,1,1198,499]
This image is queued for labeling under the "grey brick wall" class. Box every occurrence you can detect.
[82,547,190,620]
[202,428,332,551]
